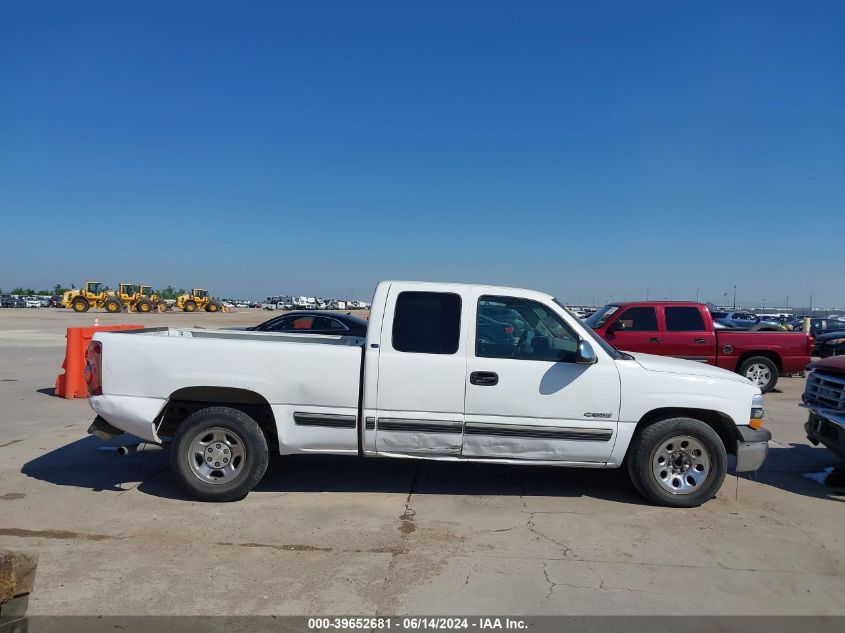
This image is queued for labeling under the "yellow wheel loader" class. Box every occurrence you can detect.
[175,289,222,313]
[136,285,171,313]
[61,281,124,313]
[108,283,142,313]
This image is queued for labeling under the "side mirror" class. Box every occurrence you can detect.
[607,320,625,333]
[576,340,598,365]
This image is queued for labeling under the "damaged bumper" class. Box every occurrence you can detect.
[735,425,771,472]
[88,395,166,443]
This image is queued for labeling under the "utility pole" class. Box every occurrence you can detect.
[646,289,650,300]
[733,285,737,309]
[809,294,813,315]
[696,288,700,302]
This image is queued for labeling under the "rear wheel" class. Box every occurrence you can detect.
[627,417,727,507]
[184,300,197,312]
[136,298,153,313]
[738,356,778,393]
[103,297,123,313]
[71,297,89,312]
[156,302,168,313]
[171,407,269,501]
[206,301,219,313]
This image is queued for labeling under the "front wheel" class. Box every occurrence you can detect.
[103,297,123,313]
[171,407,269,501]
[738,356,778,393]
[71,297,89,312]
[627,417,727,507]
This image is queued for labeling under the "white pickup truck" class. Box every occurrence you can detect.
[85,280,770,507]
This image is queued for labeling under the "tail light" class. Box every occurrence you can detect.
[504,326,514,335]
[84,341,103,396]
[808,334,815,354]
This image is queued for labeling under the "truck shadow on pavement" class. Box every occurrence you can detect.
[22,435,643,503]
[21,436,843,503]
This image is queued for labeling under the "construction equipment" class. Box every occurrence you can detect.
[62,281,124,313]
[109,282,142,312]
[136,285,171,313]
[175,288,222,313]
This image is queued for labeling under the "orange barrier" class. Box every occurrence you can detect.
[54,325,143,399]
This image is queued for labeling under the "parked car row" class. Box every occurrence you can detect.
[262,296,370,311]
[0,294,63,308]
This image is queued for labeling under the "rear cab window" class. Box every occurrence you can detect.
[392,291,461,354]
[665,307,706,331]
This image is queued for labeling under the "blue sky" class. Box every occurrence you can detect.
[2,1,843,306]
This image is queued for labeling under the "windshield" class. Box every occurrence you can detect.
[88,282,103,294]
[554,299,622,360]
[195,289,208,298]
[583,304,620,328]
[140,286,151,296]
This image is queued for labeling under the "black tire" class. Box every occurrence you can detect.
[171,406,269,502]
[136,298,153,313]
[184,300,197,312]
[626,417,727,508]
[206,301,219,313]
[738,355,779,393]
[104,297,123,313]
[72,297,90,313]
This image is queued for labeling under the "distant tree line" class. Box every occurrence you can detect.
[154,286,187,300]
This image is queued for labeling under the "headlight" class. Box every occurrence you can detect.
[750,394,764,428]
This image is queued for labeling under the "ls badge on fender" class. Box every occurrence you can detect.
[584,412,612,418]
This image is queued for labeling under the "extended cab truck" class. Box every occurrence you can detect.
[86,282,770,507]
[586,302,813,393]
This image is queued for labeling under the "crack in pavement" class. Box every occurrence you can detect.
[526,511,577,559]
[0,527,118,541]
[214,541,409,555]
[459,561,478,592]
[454,553,845,577]
[375,461,422,616]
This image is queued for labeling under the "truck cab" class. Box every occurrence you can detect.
[586,302,716,363]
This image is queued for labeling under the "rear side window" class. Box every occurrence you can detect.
[614,307,658,331]
[290,316,315,330]
[665,307,705,331]
[314,316,345,331]
[392,291,461,354]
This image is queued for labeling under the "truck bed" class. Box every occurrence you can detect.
[91,327,364,448]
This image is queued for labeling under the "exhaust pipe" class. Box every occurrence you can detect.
[98,443,164,456]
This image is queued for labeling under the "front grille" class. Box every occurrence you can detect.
[806,371,845,412]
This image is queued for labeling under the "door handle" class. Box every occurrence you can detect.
[649,337,661,344]
[694,338,706,344]
[470,371,499,386]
